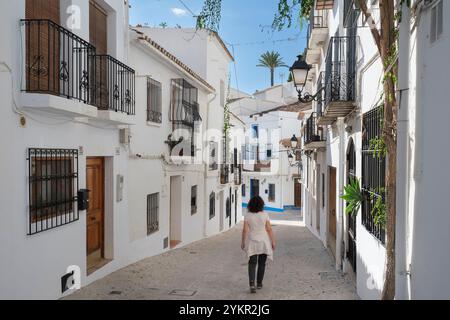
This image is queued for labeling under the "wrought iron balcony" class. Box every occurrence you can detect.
[92,54,135,115]
[21,19,136,116]
[303,113,326,150]
[21,19,95,104]
[317,36,357,125]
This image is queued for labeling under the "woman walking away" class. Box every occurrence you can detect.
[241,196,276,294]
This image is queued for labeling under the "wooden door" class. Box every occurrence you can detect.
[25,0,60,94]
[89,1,108,109]
[294,179,302,208]
[86,158,105,257]
[328,167,337,258]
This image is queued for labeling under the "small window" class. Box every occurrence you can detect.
[268,184,276,203]
[147,78,162,123]
[431,0,444,44]
[191,186,198,215]
[252,125,259,139]
[28,149,79,235]
[242,184,246,197]
[147,193,159,235]
[209,192,216,220]
[209,141,218,171]
[266,144,273,159]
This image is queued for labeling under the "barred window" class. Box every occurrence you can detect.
[147,193,159,235]
[362,107,386,243]
[209,141,218,171]
[147,78,162,123]
[28,149,79,235]
[191,186,198,215]
[209,192,216,220]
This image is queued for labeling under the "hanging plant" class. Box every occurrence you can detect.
[341,178,365,217]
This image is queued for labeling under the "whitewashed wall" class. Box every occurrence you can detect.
[0,0,132,299]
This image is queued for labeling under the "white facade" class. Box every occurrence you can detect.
[0,0,134,299]
[0,2,244,300]
[395,0,450,299]
[229,84,302,213]
[301,0,387,300]
[133,27,244,238]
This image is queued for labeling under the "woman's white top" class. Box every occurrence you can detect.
[244,211,273,261]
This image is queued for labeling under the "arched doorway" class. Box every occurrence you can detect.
[346,139,357,274]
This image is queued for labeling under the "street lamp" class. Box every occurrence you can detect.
[290,55,324,103]
[290,134,299,149]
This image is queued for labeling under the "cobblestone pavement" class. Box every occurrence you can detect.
[66,211,358,300]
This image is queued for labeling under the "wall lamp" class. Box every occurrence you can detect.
[290,55,324,103]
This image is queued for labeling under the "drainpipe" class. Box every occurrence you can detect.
[203,92,218,238]
[396,3,413,300]
[336,117,345,271]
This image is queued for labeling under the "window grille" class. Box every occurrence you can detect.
[191,186,198,215]
[209,192,216,220]
[27,148,79,235]
[147,78,162,123]
[362,107,386,243]
[147,193,159,235]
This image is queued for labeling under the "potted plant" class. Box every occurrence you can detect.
[341,178,365,217]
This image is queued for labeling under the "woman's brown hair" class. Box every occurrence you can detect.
[247,196,265,213]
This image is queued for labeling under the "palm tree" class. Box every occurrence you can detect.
[257,51,288,87]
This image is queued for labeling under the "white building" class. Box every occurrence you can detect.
[395,0,450,299]
[132,27,244,238]
[301,0,450,300]
[300,0,387,300]
[0,0,136,299]
[0,1,244,300]
[229,84,304,212]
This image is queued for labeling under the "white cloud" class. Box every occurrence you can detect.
[171,8,187,17]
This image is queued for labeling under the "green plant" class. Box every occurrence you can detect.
[370,189,387,228]
[341,178,364,217]
[369,136,387,160]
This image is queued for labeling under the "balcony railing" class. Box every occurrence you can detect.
[307,9,329,45]
[220,164,230,184]
[21,19,96,104]
[316,71,325,117]
[324,36,357,105]
[304,113,325,146]
[92,54,135,115]
[21,19,136,115]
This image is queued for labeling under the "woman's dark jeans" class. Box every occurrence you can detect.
[248,254,268,286]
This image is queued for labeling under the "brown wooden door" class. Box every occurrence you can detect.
[294,179,302,208]
[25,0,60,94]
[328,167,337,258]
[86,158,105,257]
[90,1,108,109]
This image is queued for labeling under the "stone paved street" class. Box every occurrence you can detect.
[66,211,358,300]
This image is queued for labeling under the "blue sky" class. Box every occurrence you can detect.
[129,0,307,94]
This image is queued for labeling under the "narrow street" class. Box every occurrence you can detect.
[66,211,358,300]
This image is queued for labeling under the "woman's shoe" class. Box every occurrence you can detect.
[250,282,257,294]
[257,283,263,290]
